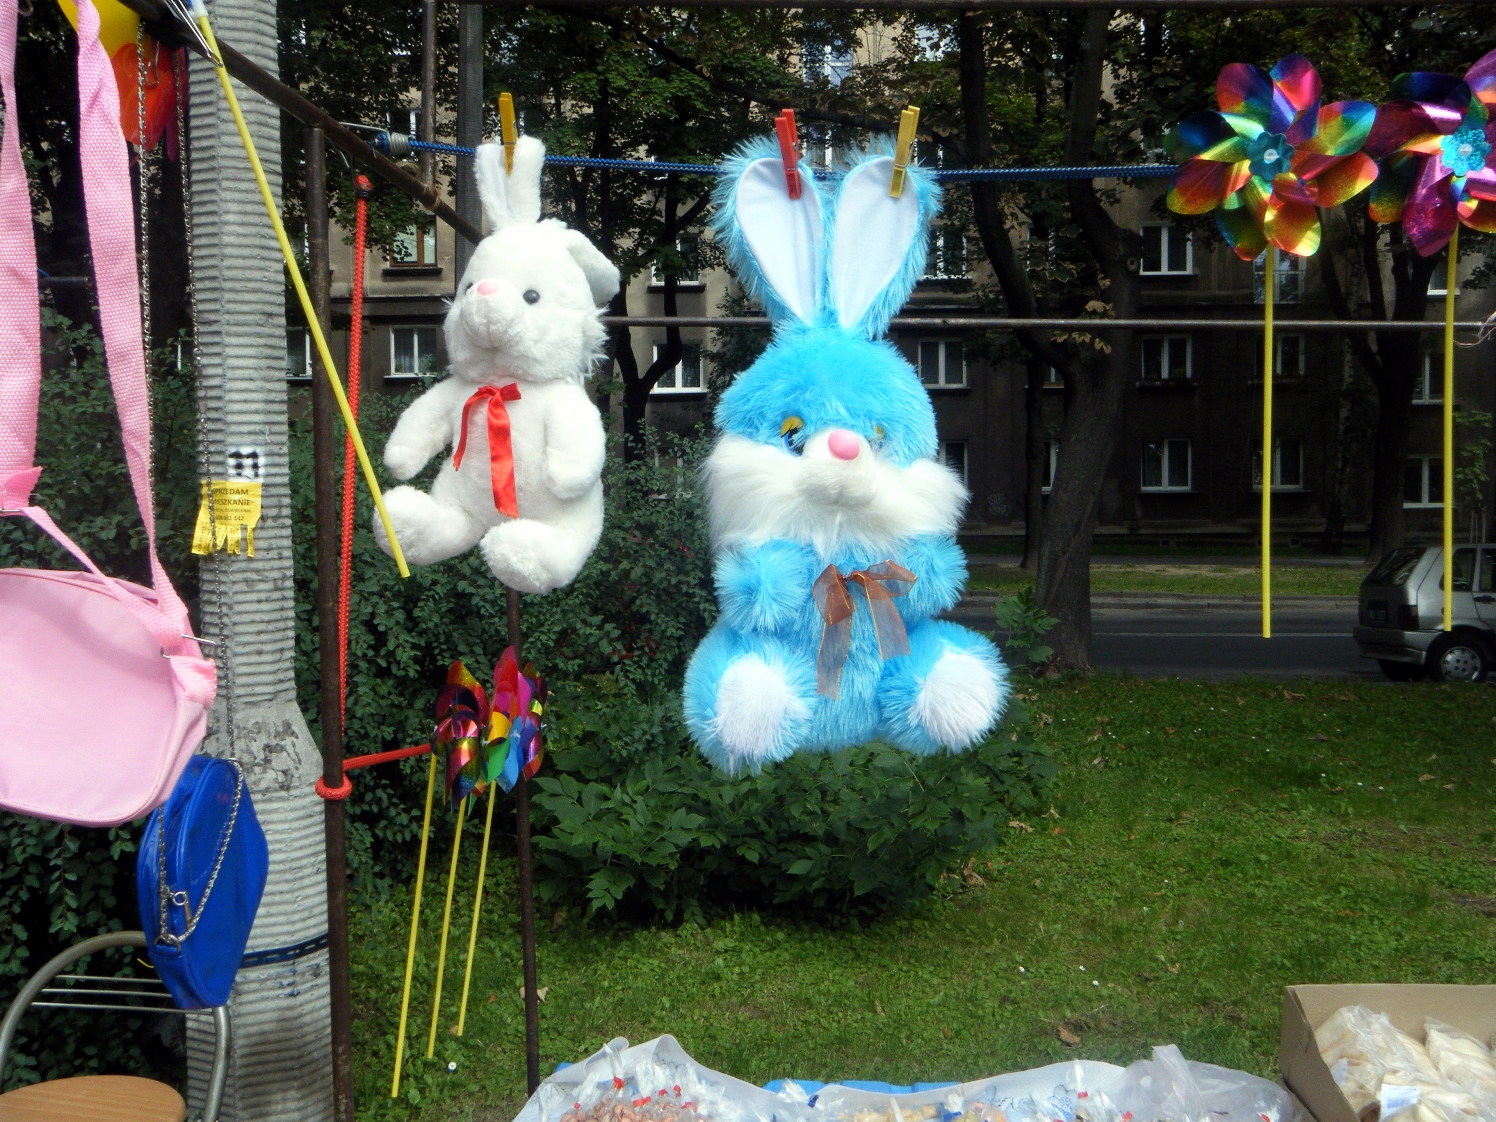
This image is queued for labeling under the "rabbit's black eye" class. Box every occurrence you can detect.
[780,416,805,455]
[523,289,540,305]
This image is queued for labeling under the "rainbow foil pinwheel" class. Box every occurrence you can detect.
[1364,48,1496,255]
[432,652,546,806]
[486,648,545,794]
[434,662,489,808]
[1167,55,1379,258]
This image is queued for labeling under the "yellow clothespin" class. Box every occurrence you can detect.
[498,92,518,173]
[889,105,920,198]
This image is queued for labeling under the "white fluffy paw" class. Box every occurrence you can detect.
[481,521,570,594]
[912,649,1001,749]
[383,440,429,482]
[711,656,806,765]
[546,458,598,501]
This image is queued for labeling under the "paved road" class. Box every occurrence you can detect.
[947,600,1377,679]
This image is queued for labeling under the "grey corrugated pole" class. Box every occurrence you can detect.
[306,127,356,1122]
[187,1,333,1118]
[455,3,483,284]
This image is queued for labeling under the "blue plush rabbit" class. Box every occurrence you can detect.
[683,140,1009,773]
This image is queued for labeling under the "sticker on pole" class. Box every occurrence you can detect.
[192,447,264,556]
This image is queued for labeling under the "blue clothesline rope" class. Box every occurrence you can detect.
[374,133,1178,182]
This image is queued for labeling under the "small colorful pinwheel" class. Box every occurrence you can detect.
[486,648,546,793]
[1364,48,1496,255]
[1166,55,1379,259]
[434,661,489,808]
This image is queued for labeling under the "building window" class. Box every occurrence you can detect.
[651,235,701,285]
[1140,335,1192,381]
[1141,439,1192,492]
[941,440,968,484]
[1254,251,1303,303]
[1044,365,1063,386]
[1275,333,1305,378]
[804,41,854,87]
[1415,352,1443,403]
[1427,257,1457,297]
[1252,437,1305,491]
[286,328,311,381]
[1042,439,1059,493]
[1256,332,1304,379]
[390,220,437,268]
[918,340,966,387]
[1404,456,1444,508]
[923,226,967,280]
[391,326,440,378]
[651,342,705,393]
[1140,222,1192,275]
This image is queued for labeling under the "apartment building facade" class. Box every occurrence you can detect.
[299,180,1496,548]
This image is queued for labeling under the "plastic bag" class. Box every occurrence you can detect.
[1316,1005,1442,1116]
[1312,1006,1486,1122]
[1424,1020,1496,1105]
[518,1036,794,1122]
[1112,1044,1293,1122]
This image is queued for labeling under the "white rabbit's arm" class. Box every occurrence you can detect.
[541,384,606,500]
[383,378,470,481]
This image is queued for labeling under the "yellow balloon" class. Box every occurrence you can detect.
[55,0,140,58]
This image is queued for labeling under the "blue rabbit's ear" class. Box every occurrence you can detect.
[826,146,941,337]
[712,138,826,327]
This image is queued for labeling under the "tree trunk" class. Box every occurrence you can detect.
[1034,7,1137,670]
[187,3,333,1117]
[1318,339,1355,555]
[1020,357,1047,572]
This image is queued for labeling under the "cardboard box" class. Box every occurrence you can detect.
[1280,984,1496,1122]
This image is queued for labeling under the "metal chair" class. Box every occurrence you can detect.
[0,931,229,1122]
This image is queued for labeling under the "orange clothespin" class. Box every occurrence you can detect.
[889,105,920,198]
[774,109,801,200]
[498,92,518,173]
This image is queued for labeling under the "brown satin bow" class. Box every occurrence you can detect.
[811,560,917,698]
[453,383,522,517]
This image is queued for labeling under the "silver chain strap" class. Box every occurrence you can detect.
[155,758,245,948]
[180,46,235,753]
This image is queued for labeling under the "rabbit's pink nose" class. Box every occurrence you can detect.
[475,279,500,296]
[827,429,861,461]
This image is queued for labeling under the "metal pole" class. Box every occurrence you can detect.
[455,3,484,285]
[509,586,541,1093]
[421,0,437,188]
[306,125,356,1122]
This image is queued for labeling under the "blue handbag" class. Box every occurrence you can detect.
[137,756,268,1009]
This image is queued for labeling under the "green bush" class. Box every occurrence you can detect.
[530,676,1056,922]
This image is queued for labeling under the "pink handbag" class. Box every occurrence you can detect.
[0,0,216,826]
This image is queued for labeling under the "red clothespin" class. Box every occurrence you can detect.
[774,109,801,200]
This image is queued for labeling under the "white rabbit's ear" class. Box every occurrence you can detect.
[558,228,621,307]
[827,153,941,337]
[474,136,545,229]
[712,142,825,326]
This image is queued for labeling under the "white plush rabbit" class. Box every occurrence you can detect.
[374,136,620,594]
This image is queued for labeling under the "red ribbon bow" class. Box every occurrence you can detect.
[810,560,917,699]
[453,383,522,518]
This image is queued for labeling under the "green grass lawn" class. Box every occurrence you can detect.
[966,564,1368,597]
[351,677,1496,1121]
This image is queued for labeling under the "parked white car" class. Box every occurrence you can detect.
[1354,544,1496,682]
